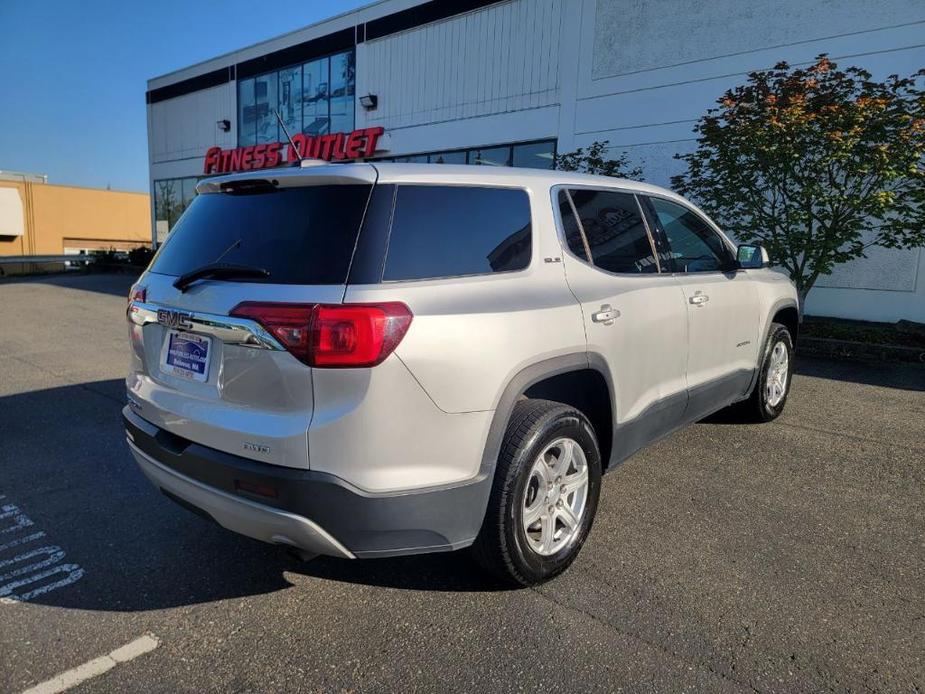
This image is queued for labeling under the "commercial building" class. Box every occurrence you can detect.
[146,0,925,322]
[0,171,151,273]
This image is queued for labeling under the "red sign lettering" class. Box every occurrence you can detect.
[203,127,385,175]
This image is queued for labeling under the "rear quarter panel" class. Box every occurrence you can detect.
[343,182,586,415]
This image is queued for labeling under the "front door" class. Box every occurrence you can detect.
[555,187,689,464]
[642,195,760,421]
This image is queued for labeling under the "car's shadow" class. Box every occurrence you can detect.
[701,354,925,425]
[6,355,920,611]
[0,380,511,613]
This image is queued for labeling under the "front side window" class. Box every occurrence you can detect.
[383,186,531,281]
[561,189,658,274]
[647,197,731,273]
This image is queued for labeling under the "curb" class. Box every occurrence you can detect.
[799,336,925,365]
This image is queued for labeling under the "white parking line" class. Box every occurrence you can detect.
[20,635,160,694]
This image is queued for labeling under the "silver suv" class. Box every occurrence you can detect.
[125,163,799,585]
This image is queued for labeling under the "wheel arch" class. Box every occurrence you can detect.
[479,353,617,480]
[744,298,800,397]
[772,304,800,346]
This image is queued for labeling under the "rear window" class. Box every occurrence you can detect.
[149,184,372,285]
[383,185,531,281]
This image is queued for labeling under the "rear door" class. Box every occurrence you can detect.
[555,186,689,463]
[127,168,377,469]
[641,195,760,421]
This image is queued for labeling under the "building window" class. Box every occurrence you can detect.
[382,139,556,170]
[469,146,510,167]
[277,66,301,140]
[512,141,556,169]
[329,51,355,135]
[302,56,329,136]
[237,49,355,146]
[237,78,256,147]
[428,151,466,165]
[254,73,278,144]
[153,176,201,244]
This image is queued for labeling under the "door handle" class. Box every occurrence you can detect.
[591,304,620,325]
[689,292,710,306]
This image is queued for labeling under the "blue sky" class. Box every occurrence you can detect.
[0,0,369,192]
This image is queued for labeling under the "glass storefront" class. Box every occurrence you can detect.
[383,139,556,170]
[238,50,356,146]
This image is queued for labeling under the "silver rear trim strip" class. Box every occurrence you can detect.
[129,301,284,350]
[128,440,355,559]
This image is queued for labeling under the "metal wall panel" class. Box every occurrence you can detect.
[364,0,561,130]
[149,83,237,165]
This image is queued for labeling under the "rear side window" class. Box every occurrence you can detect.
[149,184,372,284]
[383,186,531,281]
[561,189,658,274]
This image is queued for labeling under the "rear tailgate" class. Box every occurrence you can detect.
[127,165,376,469]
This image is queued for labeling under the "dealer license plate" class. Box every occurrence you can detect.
[162,330,211,382]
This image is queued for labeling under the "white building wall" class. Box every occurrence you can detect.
[565,0,925,322]
[363,0,560,131]
[149,83,237,167]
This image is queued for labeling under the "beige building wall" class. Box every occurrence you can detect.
[0,181,150,258]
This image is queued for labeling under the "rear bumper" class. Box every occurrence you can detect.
[123,407,490,558]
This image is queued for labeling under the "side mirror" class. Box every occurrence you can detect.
[737,244,769,269]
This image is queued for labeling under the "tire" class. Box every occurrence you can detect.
[471,399,602,586]
[734,322,794,422]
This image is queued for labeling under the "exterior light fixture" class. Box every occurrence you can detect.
[359,94,378,110]
[217,119,231,132]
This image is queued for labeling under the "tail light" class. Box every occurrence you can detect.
[128,285,146,304]
[230,302,413,368]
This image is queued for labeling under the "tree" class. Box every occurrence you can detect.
[672,56,925,305]
[554,140,643,179]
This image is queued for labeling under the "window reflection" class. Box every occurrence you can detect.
[302,57,330,136]
[469,146,510,166]
[237,78,256,147]
[278,67,301,139]
[329,52,355,134]
[254,73,277,144]
[237,50,356,146]
[429,151,466,164]
[153,177,201,244]
[375,141,557,169]
[513,141,555,169]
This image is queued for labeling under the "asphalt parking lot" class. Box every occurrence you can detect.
[1,273,923,693]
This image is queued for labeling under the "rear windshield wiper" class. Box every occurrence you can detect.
[173,263,270,292]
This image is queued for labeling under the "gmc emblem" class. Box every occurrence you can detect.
[156,309,193,330]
